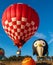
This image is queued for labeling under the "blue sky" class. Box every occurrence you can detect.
[0,0,53,60]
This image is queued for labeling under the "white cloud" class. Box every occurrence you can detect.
[34,32,46,39]
[48,39,53,44]
[49,32,53,38]
[34,32,53,45]
[48,32,53,44]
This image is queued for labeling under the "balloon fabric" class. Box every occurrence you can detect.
[2,3,39,48]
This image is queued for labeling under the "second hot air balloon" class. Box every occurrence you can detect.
[32,39,48,57]
[0,48,5,60]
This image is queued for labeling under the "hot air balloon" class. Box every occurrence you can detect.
[22,57,36,65]
[32,39,48,57]
[0,48,5,60]
[2,3,39,55]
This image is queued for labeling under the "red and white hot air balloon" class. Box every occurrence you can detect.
[2,3,39,55]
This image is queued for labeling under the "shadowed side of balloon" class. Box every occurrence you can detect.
[14,39,26,56]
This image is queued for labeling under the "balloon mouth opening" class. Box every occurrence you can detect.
[14,39,25,48]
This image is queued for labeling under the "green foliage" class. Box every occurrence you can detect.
[1,55,32,61]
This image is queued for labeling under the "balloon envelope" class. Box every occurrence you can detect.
[33,39,48,57]
[0,48,4,60]
[2,3,39,48]
[22,57,36,65]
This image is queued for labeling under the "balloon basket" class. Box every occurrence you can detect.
[17,48,21,56]
[37,56,51,61]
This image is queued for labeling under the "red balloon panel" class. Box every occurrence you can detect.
[0,51,4,55]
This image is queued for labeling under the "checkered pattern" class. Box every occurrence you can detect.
[2,3,39,48]
[3,17,37,40]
